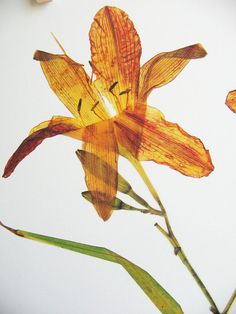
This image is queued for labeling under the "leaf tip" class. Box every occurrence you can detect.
[2,167,11,178]
[0,221,18,235]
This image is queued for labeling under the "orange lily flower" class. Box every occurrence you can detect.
[3,6,214,220]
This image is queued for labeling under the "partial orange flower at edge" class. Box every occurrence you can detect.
[3,6,214,221]
[226,90,236,113]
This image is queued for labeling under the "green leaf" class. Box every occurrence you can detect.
[1,221,183,314]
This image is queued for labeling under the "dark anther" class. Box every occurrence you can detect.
[119,88,131,96]
[91,101,99,111]
[88,61,94,84]
[77,98,82,113]
[109,81,118,93]
[174,246,181,255]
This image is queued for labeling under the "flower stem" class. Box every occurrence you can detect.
[222,289,236,314]
[132,158,220,314]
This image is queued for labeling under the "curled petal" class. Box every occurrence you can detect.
[77,120,118,221]
[89,6,142,111]
[34,50,108,124]
[3,117,81,178]
[114,106,214,178]
[225,90,236,113]
[139,44,207,102]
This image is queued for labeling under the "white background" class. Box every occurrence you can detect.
[0,1,236,313]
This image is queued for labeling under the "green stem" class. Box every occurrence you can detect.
[131,158,173,236]
[118,202,163,216]
[132,158,220,314]
[222,289,236,314]
[82,191,163,216]
[128,189,154,210]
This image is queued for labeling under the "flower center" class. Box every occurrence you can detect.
[102,95,117,118]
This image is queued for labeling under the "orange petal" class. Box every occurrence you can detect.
[225,90,236,113]
[114,106,214,178]
[3,116,81,178]
[139,44,207,102]
[34,50,109,124]
[89,6,142,111]
[78,120,118,221]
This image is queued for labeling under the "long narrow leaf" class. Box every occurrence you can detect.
[0,221,183,314]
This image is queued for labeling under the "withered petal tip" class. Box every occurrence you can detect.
[2,172,8,178]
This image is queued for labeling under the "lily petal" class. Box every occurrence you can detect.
[34,50,109,124]
[89,6,142,111]
[3,116,82,178]
[77,120,118,221]
[139,44,207,102]
[114,106,214,178]
[225,90,236,113]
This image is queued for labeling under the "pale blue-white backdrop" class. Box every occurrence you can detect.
[0,1,235,313]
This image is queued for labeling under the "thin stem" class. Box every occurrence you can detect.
[154,223,170,239]
[118,203,163,216]
[131,158,173,236]
[222,289,236,314]
[132,159,220,314]
[82,190,163,217]
[125,189,163,216]
[142,207,164,216]
[51,32,67,54]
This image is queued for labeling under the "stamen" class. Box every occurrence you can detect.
[88,61,106,81]
[119,88,131,96]
[91,101,99,111]
[91,101,103,120]
[77,98,85,126]
[88,61,94,84]
[77,98,82,113]
[109,81,118,94]
[108,81,123,112]
[50,32,67,55]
